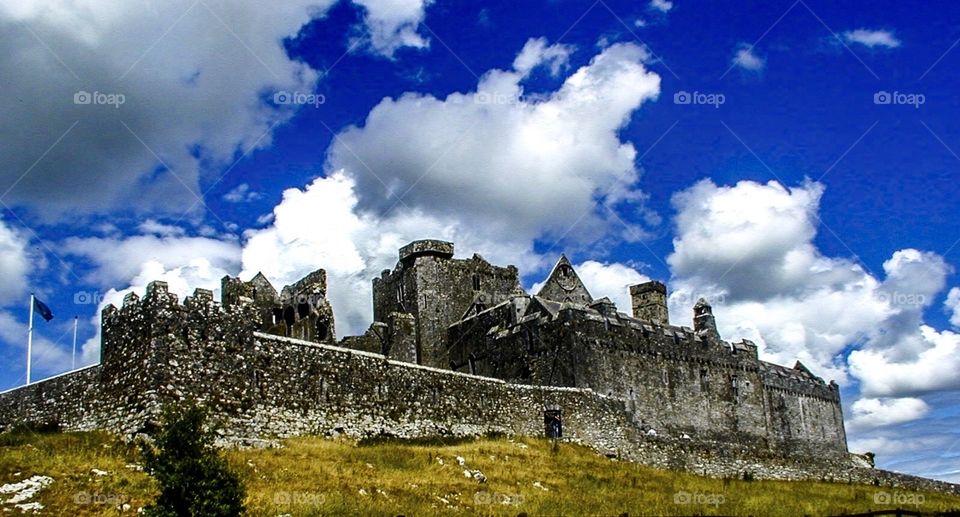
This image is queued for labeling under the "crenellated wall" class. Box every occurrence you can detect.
[0,281,956,495]
[448,303,846,456]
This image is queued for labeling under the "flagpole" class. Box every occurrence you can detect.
[27,293,34,385]
[72,316,78,371]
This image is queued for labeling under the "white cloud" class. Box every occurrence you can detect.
[62,234,240,288]
[512,37,574,77]
[946,287,960,327]
[843,29,901,49]
[732,44,765,71]
[648,0,674,13]
[847,397,930,432]
[350,0,434,57]
[849,326,960,397]
[0,0,337,219]
[573,261,651,312]
[138,219,187,238]
[329,39,659,248]
[0,217,30,307]
[667,178,958,394]
[223,183,263,203]
[242,39,661,335]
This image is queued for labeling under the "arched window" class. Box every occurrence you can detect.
[316,318,329,341]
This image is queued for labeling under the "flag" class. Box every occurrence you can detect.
[34,297,53,321]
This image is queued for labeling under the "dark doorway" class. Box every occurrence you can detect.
[544,409,562,438]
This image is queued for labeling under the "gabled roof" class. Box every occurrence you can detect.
[535,255,593,305]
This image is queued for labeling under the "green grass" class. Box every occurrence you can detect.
[1,431,958,516]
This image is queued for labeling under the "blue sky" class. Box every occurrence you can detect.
[1,0,958,482]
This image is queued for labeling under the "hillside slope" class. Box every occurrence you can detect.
[1,431,958,516]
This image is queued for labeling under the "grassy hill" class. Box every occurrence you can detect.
[1,430,958,516]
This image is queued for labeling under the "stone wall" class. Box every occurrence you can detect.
[449,304,847,456]
[0,285,956,496]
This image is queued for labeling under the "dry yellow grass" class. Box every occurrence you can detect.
[1,431,958,516]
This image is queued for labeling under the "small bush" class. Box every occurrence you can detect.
[140,403,245,517]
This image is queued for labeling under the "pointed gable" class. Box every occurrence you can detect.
[249,272,279,304]
[535,255,593,305]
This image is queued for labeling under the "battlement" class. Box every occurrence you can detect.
[399,239,454,265]
[0,239,850,467]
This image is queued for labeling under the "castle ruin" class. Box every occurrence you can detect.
[2,239,957,491]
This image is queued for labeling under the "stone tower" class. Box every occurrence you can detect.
[372,239,524,368]
[629,280,669,325]
[693,297,720,341]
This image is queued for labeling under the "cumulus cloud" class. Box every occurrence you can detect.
[241,39,661,335]
[62,234,240,288]
[732,44,765,71]
[849,326,960,397]
[0,0,342,219]
[843,29,901,49]
[571,261,651,311]
[847,397,930,432]
[0,217,31,307]
[667,178,958,393]
[329,39,660,248]
[350,0,434,57]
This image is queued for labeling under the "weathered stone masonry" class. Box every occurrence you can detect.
[1,240,957,494]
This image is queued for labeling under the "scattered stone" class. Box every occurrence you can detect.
[91,469,109,477]
[0,475,54,505]
[533,481,548,491]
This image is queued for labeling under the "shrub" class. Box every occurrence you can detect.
[140,403,245,516]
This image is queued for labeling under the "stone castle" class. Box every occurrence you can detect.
[1,239,957,491]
